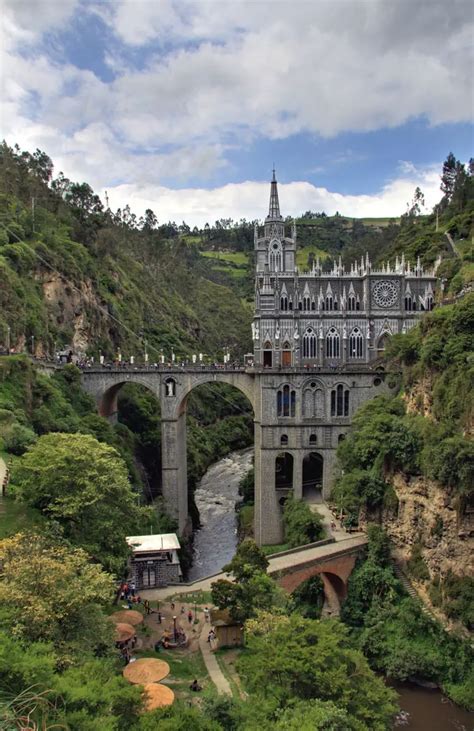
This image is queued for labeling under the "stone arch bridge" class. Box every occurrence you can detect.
[80,364,387,545]
[139,535,367,616]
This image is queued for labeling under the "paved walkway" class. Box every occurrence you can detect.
[198,619,232,696]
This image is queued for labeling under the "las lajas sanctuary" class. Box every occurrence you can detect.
[83,172,438,545]
[247,171,438,535]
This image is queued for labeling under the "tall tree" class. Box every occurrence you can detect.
[16,433,150,572]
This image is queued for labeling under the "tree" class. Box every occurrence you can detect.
[274,699,351,730]
[283,493,324,547]
[142,208,158,232]
[238,615,397,729]
[211,571,285,624]
[0,533,114,645]
[222,538,268,580]
[441,152,458,199]
[16,432,149,572]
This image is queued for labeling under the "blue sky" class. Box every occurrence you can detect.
[1,0,473,225]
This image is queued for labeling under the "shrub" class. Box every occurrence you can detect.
[3,423,37,455]
[282,493,324,547]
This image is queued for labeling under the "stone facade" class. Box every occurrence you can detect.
[81,173,438,545]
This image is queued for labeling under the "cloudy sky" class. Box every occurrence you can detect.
[1,0,473,225]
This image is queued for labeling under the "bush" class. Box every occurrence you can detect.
[3,423,37,455]
[407,542,430,581]
[282,493,324,548]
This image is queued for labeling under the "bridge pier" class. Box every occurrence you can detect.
[254,429,284,546]
[161,414,188,533]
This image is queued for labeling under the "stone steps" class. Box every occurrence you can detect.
[391,562,437,621]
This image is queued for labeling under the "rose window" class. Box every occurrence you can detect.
[372,280,398,308]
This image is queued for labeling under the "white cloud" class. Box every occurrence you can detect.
[0,0,469,224]
[101,164,442,227]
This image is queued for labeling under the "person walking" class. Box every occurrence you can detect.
[188,610,193,624]
[204,607,210,622]
[144,599,151,615]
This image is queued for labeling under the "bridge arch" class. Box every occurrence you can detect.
[88,374,160,421]
[275,549,359,616]
[160,372,256,535]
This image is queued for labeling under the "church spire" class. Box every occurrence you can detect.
[267,168,282,220]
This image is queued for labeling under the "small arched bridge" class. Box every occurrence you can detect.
[140,534,367,615]
[268,534,366,615]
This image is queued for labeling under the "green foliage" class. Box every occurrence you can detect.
[342,526,400,626]
[0,532,114,648]
[2,422,36,454]
[15,432,150,572]
[222,538,269,581]
[358,596,474,708]
[274,699,352,730]
[430,572,474,629]
[407,542,430,581]
[282,492,324,547]
[211,571,284,624]
[238,615,397,730]
[238,467,254,504]
[289,575,325,619]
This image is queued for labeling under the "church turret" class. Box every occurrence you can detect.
[266,168,282,221]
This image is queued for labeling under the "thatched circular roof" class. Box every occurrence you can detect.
[110,610,143,626]
[123,658,170,685]
[114,623,136,642]
[142,683,175,711]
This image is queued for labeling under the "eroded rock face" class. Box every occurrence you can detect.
[364,473,474,579]
[40,273,105,353]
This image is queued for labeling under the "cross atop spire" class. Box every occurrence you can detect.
[267,167,282,220]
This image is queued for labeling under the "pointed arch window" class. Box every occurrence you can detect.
[349,328,363,358]
[404,294,413,311]
[325,295,333,310]
[302,328,317,359]
[348,295,356,311]
[326,328,340,358]
[303,296,311,311]
[269,247,282,271]
[331,384,349,416]
[277,384,296,417]
[280,294,288,311]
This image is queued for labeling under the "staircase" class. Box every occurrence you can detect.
[391,561,438,622]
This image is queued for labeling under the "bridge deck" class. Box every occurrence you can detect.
[267,534,367,576]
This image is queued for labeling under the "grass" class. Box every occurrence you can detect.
[212,266,248,279]
[201,250,248,265]
[167,590,213,605]
[261,542,290,556]
[0,495,45,539]
[296,246,330,269]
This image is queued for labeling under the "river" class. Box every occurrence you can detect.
[187,448,252,582]
[188,450,473,730]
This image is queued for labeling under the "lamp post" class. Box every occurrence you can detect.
[173,615,177,642]
[6,326,10,354]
